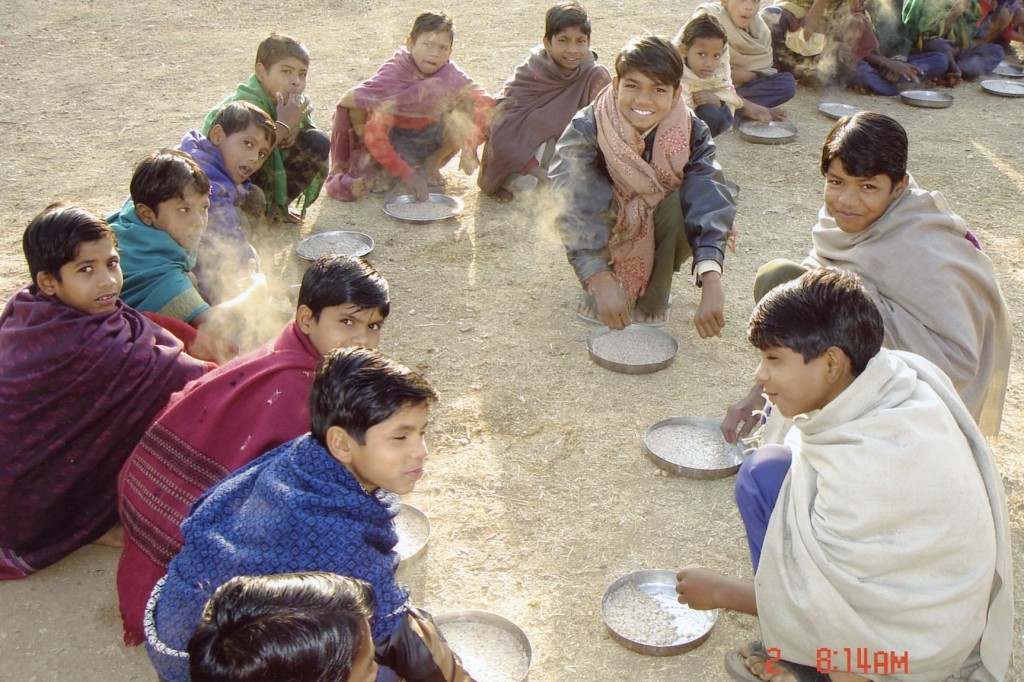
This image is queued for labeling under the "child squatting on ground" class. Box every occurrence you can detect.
[144,347,475,682]
[202,32,329,223]
[0,204,208,580]
[326,10,495,202]
[117,255,389,646]
[677,269,1013,682]
[477,1,611,202]
[676,11,745,137]
[188,573,378,682]
[550,34,736,332]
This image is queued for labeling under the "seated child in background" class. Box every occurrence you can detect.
[722,112,1011,441]
[478,1,611,202]
[188,573,378,682]
[676,12,744,136]
[694,0,795,123]
[145,348,475,682]
[902,0,1004,84]
[550,35,736,332]
[676,269,1012,682]
[202,33,329,223]
[178,101,273,307]
[117,255,389,645]
[327,10,495,202]
[849,0,948,95]
[108,150,238,364]
[0,204,208,580]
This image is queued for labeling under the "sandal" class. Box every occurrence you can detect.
[724,641,831,682]
[575,292,601,325]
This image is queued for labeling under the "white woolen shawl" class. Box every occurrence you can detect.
[805,176,1011,437]
[755,349,1013,682]
[695,2,778,74]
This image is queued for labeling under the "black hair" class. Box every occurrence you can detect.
[188,573,375,682]
[310,348,437,445]
[545,2,592,41]
[614,35,685,88]
[678,11,728,47]
[255,32,310,69]
[130,150,211,215]
[748,268,883,375]
[22,202,116,283]
[410,10,454,43]
[210,101,277,148]
[297,255,391,321]
[820,111,908,185]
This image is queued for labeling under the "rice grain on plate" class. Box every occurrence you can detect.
[393,509,427,561]
[604,583,709,646]
[438,621,529,682]
[644,424,740,469]
[386,201,456,221]
[590,329,675,365]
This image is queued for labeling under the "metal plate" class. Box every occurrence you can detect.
[394,502,430,566]
[587,326,678,375]
[993,61,1024,78]
[294,231,374,261]
[981,79,1024,97]
[900,90,954,108]
[602,570,718,656]
[383,193,464,223]
[736,120,798,145]
[817,102,861,120]
[434,610,532,681]
[643,416,745,479]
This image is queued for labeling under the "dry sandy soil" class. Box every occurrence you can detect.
[2,1,1024,680]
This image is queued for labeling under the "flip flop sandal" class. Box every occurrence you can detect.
[724,641,831,682]
[574,292,601,325]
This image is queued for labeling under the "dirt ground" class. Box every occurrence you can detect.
[2,1,1024,680]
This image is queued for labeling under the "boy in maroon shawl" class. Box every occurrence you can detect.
[325,11,494,202]
[0,204,208,580]
[116,255,390,645]
[478,2,611,203]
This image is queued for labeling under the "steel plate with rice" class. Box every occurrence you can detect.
[981,79,1024,97]
[394,502,430,566]
[384,193,464,222]
[587,325,678,374]
[993,61,1024,78]
[817,102,861,120]
[602,570,718,656]
[736,120,797,145]
[643,416,745,479]
[900,90,953,108]
[434,610,532,682]
[294,231,374,261]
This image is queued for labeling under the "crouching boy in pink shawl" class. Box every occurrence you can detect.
[676,269,1013,682]
[326,11,495,202]
[0,204,208,579]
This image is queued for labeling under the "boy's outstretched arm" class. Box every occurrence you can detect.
[676,566,757,615]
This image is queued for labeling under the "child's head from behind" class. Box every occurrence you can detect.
[188,572,378,682]
[748,269,882,417]
[255,33,310,100]
[544,2,592,71]
[721,0,761,29]
[407,11,454,76]
[131,150,211,251]
[296,255,391,355]
[311,347,438,495]
[23,202,122,315]
[820,112,909,234]
[678,12,728,80]
[613,36,684,133]
[208,102,276,185]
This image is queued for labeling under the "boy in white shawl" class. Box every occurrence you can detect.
[676,269,1013,682]
[676,12,744,136]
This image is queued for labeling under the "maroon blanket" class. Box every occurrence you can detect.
[116,321,320,643]
[0,286,206,579]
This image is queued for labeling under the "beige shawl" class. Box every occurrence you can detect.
[681,58,745,112]
[756,349,1013,682]
[695,2,777,73]
[805,177,1011,437]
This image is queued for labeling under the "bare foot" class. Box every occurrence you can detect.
[770,107,788,121]
[371,172,396,194]
[93,525,124,549]
[575,292,600,323]
[632,306,668,325]
[425,169,446,187]
[491,187,514,203]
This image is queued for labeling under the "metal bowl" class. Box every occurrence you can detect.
[434,610,532,681]
[817,102,861,120]
[267,283,302,314]
[294,231,374,261]
[587,326,678,375]
[993,61,1024,78]
[981,79,1024,97]
[602,570,718,656]
[395,502,430,566]
[900,90,953,108]
[383,193,464,223]
[736,120,798,145]
[643,416,745,479]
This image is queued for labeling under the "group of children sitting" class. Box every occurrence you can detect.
[0,2,1018,681]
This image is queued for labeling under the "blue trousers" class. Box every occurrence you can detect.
[694,102,734,137]
[734,444,792,570]
[922,38,1004,79]
[735,72,797,109]
[849,52,948,95]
